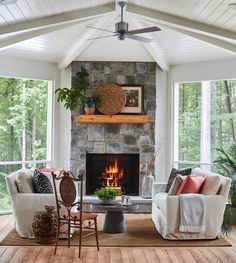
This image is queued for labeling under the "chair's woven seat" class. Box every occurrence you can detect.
[82,212,98,220]
[70,212,98,221]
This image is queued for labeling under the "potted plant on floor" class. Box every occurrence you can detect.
[55,67,99,113]
[214,143,236,234]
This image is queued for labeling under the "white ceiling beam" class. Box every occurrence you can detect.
[0,19,94,50]
[0,3,115,36]
[127,4,236,42]
[163,24,236,54]
[59,14,119,69]
[131,19,169,71]
[141,40,169,71]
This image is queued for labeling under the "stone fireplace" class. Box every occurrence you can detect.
[70,61,156,196]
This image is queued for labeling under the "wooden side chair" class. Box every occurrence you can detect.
[51,170,99,257]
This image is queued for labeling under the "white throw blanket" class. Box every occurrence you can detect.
[179,194,205,233]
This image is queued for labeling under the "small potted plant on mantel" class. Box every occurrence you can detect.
[55,67,100,113]
[84,97,96,115]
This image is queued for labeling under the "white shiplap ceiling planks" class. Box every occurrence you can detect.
[0,19,100,62]
[0,0,235,69]
[78,35,155,62]
[0,5,15,24]
[155,26,236,65]
[128,0,236,31]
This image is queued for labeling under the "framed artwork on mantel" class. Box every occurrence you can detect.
[120,86,143,114]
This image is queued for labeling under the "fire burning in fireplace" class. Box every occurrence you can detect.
[101,158,124,191]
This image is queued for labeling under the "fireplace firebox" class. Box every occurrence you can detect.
[86,153,139,195]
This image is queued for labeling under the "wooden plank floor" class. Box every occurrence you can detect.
[0,214,236,263]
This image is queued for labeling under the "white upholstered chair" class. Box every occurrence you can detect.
[152,172,231,240]
[6,170,56,238]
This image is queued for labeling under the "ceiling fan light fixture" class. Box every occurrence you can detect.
[118,34,126,41]
[229,2,236,10]
[0,0,17,4]
[115,21,128,34]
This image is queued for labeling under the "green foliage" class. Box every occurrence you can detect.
[214,144,236,175]
[0,172,11,211]
[55,67,100,111]
[94,187,121,200]
[55,67,89,111]
[178,82,201,161]
[230,179,236,207]
[0,77,47,163]
[214,144,236,207]
[221,204,232,235]
[178,80,236,163]
[214,144,236,234]
[0,77,48,212]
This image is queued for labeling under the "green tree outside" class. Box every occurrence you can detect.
[178,80,236,169]
[0,77,48,211]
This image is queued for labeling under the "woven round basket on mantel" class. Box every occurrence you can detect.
[96,83,126,115]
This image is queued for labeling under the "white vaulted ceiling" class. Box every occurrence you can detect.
[0,0,236,70]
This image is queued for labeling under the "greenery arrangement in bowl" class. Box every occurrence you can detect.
[94,187,121,202]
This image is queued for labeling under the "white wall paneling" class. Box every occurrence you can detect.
[155,67,168,182]
[58,67,71,170]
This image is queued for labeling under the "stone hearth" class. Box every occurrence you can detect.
[70,61,156,197]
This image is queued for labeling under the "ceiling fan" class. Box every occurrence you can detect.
[88,1,161,43]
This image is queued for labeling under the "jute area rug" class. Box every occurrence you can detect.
[0,214,230,247]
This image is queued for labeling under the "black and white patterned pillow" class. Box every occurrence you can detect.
[165,168,192,193]
[33,169,53,194]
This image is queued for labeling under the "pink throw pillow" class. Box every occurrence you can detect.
[177,175,205,194]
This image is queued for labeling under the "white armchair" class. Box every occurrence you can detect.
[6,170,56,238]
[152,174,231,240]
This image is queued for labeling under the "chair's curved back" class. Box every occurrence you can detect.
[51,170,99,257]
[52,170,83,220]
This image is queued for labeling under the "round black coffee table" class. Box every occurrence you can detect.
[92,203,137,233]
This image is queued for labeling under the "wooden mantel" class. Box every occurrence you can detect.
[77,114,149,124]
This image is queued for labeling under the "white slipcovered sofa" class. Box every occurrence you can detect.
[152,172,231,240]
[6,169,57,238]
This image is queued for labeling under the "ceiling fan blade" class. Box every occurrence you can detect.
[87,35,115,40]
[126,35,152,43]
[128,26,161,35]
[87,26,114,33]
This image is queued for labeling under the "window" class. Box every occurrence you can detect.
[174,79,236,170]
[0,76,52,212]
